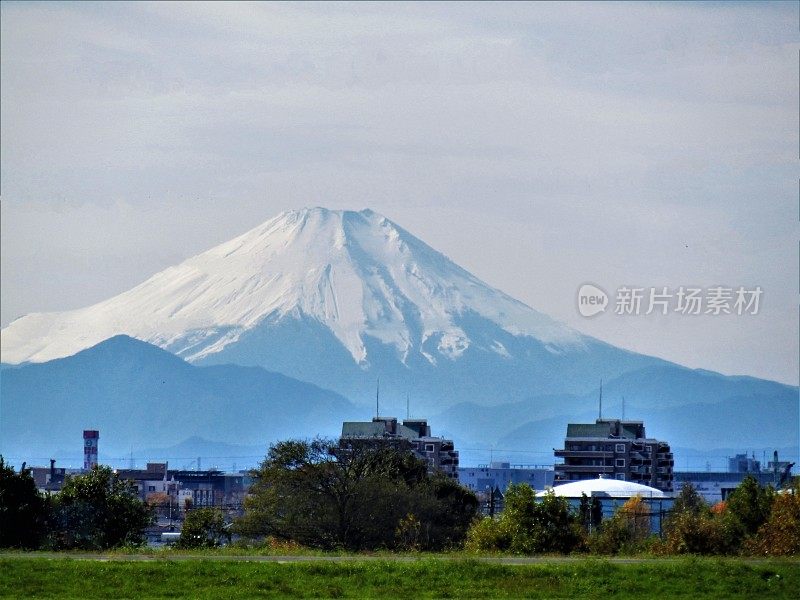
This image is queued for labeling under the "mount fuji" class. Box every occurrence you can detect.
[1,208,796,462]
[3,208,655,405]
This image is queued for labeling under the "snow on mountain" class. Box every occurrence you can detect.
[1,208,584,367]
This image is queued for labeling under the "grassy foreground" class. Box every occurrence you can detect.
[1,556,798,599]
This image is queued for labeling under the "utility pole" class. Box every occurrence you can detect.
[599,379,603,420]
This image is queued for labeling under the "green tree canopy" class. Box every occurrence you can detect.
[235,438,477,551]
[178,507,230,548]
[0,456,49,549]
[670,482,707,518]
[49,466,152,550]
[465,484,584,555]
[589,496,653,555]
[744,477,800,556]
[724,474,775,539]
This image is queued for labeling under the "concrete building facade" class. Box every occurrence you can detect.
[458,462,554,494]
[554,419,674,492]
[340,417,459,479]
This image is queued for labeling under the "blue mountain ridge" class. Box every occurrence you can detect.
[0,335,362,461]
[1,335,796,471]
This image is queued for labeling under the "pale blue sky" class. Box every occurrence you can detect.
[1,1,798,384]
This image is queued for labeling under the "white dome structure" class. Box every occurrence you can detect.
[538,476,666,499]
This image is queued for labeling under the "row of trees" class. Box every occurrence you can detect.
[3,448,798,555]
[588,476,800,556]
[465,476,800,556]
[659,476,800,556]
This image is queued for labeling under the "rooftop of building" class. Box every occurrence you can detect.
[565,419,648,440]
[341,420,419,440]
[539,476,666,498]
[341,416,446,442]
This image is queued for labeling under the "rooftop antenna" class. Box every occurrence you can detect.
[376,378,380,418]
[598,379,603,420]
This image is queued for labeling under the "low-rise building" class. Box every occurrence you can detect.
[31,459,80,494]
[458,462,554,494]
[675,450,796,504]
[113,463,249,509]
[673,471,775,505]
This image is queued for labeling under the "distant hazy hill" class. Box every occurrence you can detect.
[435,366,797,465]
[0,335,361,460]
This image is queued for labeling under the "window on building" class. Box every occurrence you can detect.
[148,485,155,492]
[616,473,626,480]
[425,444,434,452]
[615,443,626,453]
[615,458,626,468]
[646,445,653,453]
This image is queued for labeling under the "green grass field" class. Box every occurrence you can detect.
[1,555,798,598]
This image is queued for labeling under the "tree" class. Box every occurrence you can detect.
[49,466,153,550]
[661,479,776,556]
[578,494,590,531]
[744,478,800,556]
[235,439,477,551]
[178,508,230,548]
[670,483,706,518]
[589,496,652,554]
[724,475,774,541]
[411,474,479,549]
[590,497,603,531]
[465,484,584,554]
[662,483,726,555]
[577,494,603,533]
[0,456,49,548]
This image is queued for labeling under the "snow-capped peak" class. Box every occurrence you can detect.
[1,207,584,365]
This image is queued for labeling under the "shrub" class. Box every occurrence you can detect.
[464,484,584,555]
[661,509,728,555]
[464,516,509,553]
[589,496,654,555]
[178,507,230,548]
[744,481,800,556]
